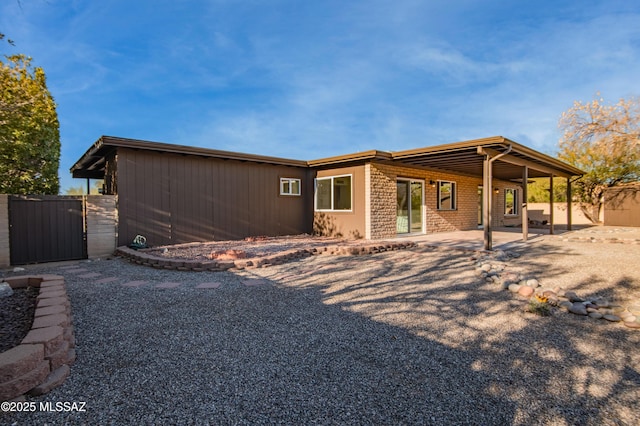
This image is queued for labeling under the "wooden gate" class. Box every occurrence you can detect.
[9,196,87,265]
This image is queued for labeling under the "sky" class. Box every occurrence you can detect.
[1,0,639,193]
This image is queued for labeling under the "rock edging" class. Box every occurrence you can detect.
[115,241,417,271]
[472,250,640,330]
[0,275,76,401]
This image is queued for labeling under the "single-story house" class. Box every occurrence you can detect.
[71,135,584,250]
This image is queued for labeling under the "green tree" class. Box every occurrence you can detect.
[65,180,104,195]
[527,178,567,203]
[0,54,60,194]
[558,94,640,221]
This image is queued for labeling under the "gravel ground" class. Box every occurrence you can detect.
[2,231,639,425]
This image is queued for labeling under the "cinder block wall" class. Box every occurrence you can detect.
[0,195,9,267]
[86,195,118,258]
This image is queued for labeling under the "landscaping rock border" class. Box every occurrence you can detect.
[115,241,417,271]
[471,250,640,330]
[0,275,76,401]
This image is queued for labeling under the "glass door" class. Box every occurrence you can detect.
[397,180,424,234]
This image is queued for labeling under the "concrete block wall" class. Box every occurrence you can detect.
[86,195,118,258]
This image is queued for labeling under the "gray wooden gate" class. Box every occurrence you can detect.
[9,195,87,265]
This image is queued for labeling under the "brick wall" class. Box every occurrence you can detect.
[368,163,520,239]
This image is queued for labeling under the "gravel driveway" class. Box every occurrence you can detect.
[2,231,640,425]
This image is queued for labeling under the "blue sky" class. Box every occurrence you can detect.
[1,0,639,192]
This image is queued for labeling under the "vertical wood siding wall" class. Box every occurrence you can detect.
[115,149,313,246]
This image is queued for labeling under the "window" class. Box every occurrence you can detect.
[280,178,301,196]
[315,175,352,211]
[505,188,518,215]
[437,181,456,210]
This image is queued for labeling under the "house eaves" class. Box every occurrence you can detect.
[71,136,309,178]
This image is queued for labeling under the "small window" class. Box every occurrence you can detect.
[280,178,301,196]
[437,181,456,210]
[505,188,518,215]
[315,175,352,211]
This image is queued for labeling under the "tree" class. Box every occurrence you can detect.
[65,180,104,195]
[527,178,567,203]
[0,54,60,194]
[558,94,640,222]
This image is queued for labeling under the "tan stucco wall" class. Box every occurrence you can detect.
[313,165,367,239]
[604,185,640,227]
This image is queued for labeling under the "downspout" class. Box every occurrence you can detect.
[482,144,512,250]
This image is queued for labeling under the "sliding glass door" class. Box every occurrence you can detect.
[397,180,424,234]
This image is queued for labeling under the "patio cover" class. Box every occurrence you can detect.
[310,135,585,249]
[388,136,585,249]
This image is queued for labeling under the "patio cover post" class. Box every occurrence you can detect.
[479,144,512,250]
[566,178,572,231]
[522,166,528,241]
[483,155,493,250]
[549,175,555,235]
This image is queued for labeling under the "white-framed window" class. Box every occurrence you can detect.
[280,178,301,196]
[315,174,352,211]
[505,188,518,215]
[437,180,456,210]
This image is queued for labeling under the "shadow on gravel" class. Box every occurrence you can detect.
[4,249,639,425]
[266,246,640,425]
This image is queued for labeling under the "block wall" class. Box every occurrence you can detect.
[86,195,118,258]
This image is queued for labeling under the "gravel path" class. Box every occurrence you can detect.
[2,232,639,425]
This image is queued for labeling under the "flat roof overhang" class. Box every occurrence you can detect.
[310,136,585,180]
[70,136,309,179]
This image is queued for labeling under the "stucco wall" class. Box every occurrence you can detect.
[313,165,367,239]
[604,184,640,227]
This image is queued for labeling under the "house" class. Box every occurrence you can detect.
[70,136,584,250]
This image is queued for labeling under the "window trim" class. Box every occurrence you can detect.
[437,180,457,210]
[280,177,301,196]
[504,188,519,216]
[314,174,353,212]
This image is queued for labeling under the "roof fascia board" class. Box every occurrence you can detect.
[100,136,308,167]
[307,150,392,167]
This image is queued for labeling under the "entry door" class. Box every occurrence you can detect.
[397,180,424,234]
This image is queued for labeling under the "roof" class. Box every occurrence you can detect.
[71,135,584,180]
[70,136,309,178]
[311,136,585,180]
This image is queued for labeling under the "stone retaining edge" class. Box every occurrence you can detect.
[115,241,417,272]
[0,275,76,401]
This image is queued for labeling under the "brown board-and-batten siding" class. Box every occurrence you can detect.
[115,148,313,247]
